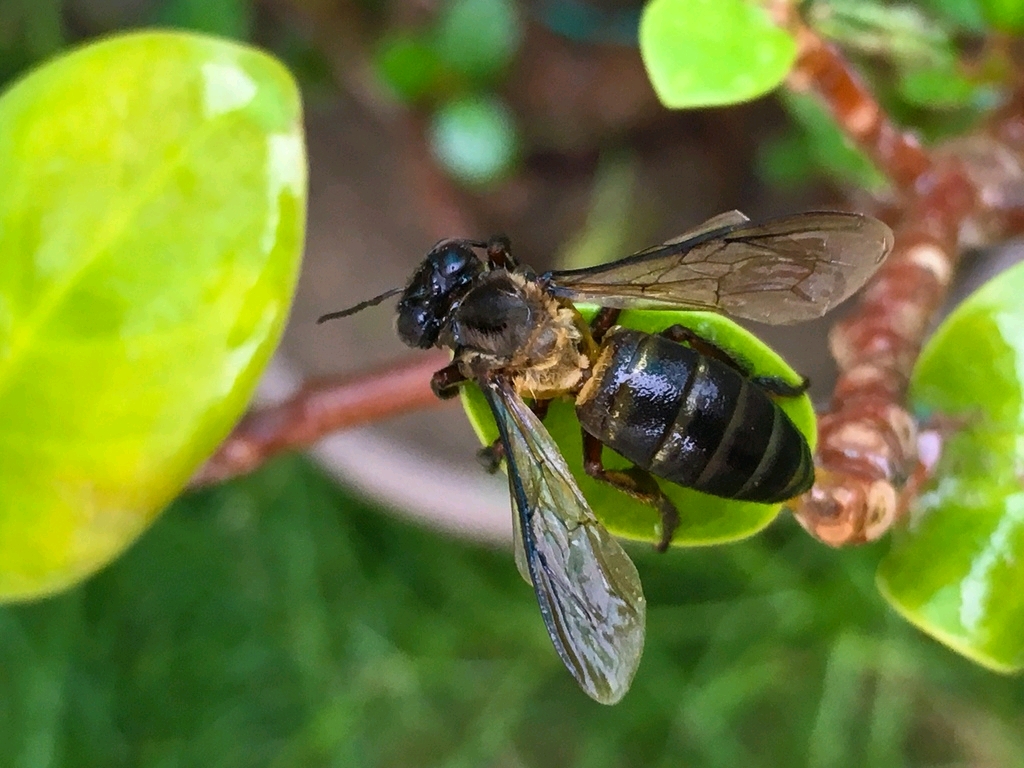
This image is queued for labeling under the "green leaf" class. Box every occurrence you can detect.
[757,132,818,189]
[428,95,519,186]
[919,0,988,32]
[878,261,1024,671]
[897,62,980,110]
[772,92,890,193]
[979,0,1024,31]
[460,308,816,546]
[0,0,65,89]
[639,0,797,109]
[809,0,953,66]
[0,31,307,601]
[434,0,522,81]
[374,33,445,103]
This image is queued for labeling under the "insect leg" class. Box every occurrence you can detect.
[750,375,810,398]
[485,235,517,270]
[478,399,551,472]
[581,431,680,552]
[431,363,468,399]
[660,324,809,398]
[589,308,621,345]
[571,306,622,363]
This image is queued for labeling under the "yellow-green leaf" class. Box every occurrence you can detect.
[0,31,307,601]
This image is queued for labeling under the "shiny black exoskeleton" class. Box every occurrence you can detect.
[395,240,484,348]
[577,328,813,503]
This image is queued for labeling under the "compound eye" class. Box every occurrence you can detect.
[438,244,475,276]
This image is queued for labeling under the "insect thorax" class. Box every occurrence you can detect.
[445,272,589,399]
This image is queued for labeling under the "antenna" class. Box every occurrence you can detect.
[316,287,403,324]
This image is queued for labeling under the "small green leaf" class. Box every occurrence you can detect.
[375,33,445,103]
[428,95,518,186]
[434,0,522,81]
[773,92,890,193]
[979,0,1024,31]
[878,261,1024,671]
[461,308,816,546]
[809,0,952,66]
[0,0,65,88]
[639,0,797,109]
[757,132,818,189]
[897,63,980,110]
[0,32,307,601]
[919,0,988,32]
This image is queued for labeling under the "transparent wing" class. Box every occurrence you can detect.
[482,377,646,705]
[661,209,751,241]
[545,211,894,325]
[511,501,531,585]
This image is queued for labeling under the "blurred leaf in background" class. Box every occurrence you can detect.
[809,0,956,64]
[153,0,253,39]
[759,92,891,193]
[918,0,989,30]
[375,33,447,103]
[428,94,520,185]
[434,0,521,81]
[0,0,65,87]
[374,0,521,102]
[374,0,523,186]
[977,0,1024,30]
[806,0,990,111]
[762,0,1003,191]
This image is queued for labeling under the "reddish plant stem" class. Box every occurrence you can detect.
[793,166,976,544]
[786,26,933,194]
[191,351,450,488]
[782,22,993,544]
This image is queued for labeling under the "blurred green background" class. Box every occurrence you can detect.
[5,456,1024,767]
[3,0,1024,766]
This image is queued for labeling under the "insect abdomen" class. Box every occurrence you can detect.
[576,328,813,503]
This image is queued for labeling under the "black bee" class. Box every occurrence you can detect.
[320,209,893,704]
